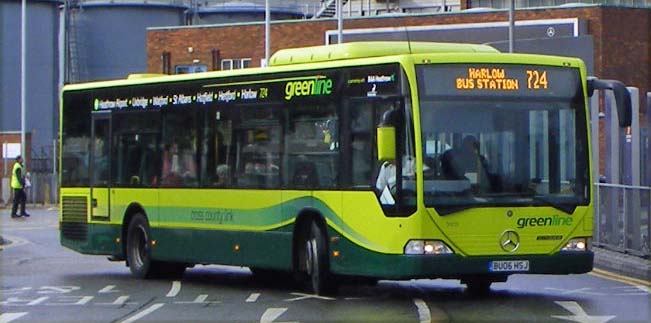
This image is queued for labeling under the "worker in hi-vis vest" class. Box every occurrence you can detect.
[11,155,29,218]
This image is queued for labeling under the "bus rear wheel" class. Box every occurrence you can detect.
[126,213,154,278]
[126,213,186,278]
[305,221,335,295]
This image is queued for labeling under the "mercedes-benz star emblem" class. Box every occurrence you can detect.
[499,230,520,253]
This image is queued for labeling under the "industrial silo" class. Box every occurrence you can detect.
[192,1,307,25]
[66,0,187,82]
[0,0,61,171]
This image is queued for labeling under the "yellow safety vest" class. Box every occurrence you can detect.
[11,162,23,189]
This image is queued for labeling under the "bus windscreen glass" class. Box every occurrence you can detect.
[417,64,588,215]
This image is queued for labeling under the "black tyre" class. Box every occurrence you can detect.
[126,214,187,279]
[465,279,492,296]
[305,221,335,295]
[126,213,154,278]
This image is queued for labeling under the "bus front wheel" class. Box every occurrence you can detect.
[305,221,335,295]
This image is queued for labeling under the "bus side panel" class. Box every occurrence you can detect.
[151,227,294,270]
[152,189,289,268]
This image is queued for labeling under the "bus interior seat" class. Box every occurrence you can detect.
[293,161,319,188]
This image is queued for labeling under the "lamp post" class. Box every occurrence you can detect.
[265,0,270,67]
[21,0,27,166]
[508,0,515,53]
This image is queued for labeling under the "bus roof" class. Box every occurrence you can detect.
[269,41,499,66]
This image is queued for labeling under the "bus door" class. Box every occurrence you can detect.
[91,113,111,220]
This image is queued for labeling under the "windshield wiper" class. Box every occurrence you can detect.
[434,204,481,216]
[530,195,577,214]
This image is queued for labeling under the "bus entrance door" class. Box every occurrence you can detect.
[91,113,111,220]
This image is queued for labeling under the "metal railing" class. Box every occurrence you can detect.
[594,183,650,258]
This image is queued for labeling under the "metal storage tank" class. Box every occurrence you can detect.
[67,0,186,82]
[0,0,61,163]
[193,1,306,25]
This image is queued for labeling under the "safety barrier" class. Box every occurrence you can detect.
[594,183,650,258]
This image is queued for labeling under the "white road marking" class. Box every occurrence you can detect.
[552,301,616,323]
[98,285,119,293]
[174,294,219,305]
[46,296,93,306]
[96,296,131,306]
[246,293,261,302]
[0,312,28,323]
[260,308,298,323]
[119,303,165,323]
[165,281,181,297]
[37,286,80,294]
[0,287,32,295]
[0,234,29,250]
[284,292,335,302]
[635,285,651,294]
[413,298,431,323]
[27,297,48,306]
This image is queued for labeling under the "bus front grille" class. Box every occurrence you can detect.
[62,196,87,222]
[61,196,88,241]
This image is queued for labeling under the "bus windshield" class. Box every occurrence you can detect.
[416,64,589,215]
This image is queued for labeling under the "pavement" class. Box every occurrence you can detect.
[1,205,649,282]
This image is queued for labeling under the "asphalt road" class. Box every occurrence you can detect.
[1,207,649,323]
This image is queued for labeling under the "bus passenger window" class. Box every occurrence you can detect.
[162,110,198,187]
[285,104,338,189]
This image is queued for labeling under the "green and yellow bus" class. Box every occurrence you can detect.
[60,42,631,294]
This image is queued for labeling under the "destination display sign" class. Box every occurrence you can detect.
[418,64,580,99]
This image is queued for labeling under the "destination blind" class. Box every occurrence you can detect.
[418,64,581,99]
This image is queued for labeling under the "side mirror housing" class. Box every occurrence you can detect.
[587,77,632,127]
[377,126,396,161]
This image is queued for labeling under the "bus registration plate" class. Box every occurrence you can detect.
[489,260,530,272]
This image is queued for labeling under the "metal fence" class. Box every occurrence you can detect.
[25,173,58,205]
[595,183,650,257]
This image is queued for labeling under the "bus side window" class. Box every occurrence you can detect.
[285,103,338,189]
[112,112,161,188]
[161,109,198,187]
[351,103,373,188]
[234,107,281,189]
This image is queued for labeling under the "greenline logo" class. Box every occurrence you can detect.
[516,215,573,229]
[284,76,333,100]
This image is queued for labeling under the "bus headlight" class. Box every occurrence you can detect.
[404,240,454,255]
[562,238,590,251]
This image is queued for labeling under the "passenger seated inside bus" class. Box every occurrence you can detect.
[293,160,319,188]
[162,142,197,186]
[215,164,231,186]
[440,135,491,189]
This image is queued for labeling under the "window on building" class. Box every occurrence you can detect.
[221,58,252,70]
[161,52,171,75]
[175,64,208,74]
